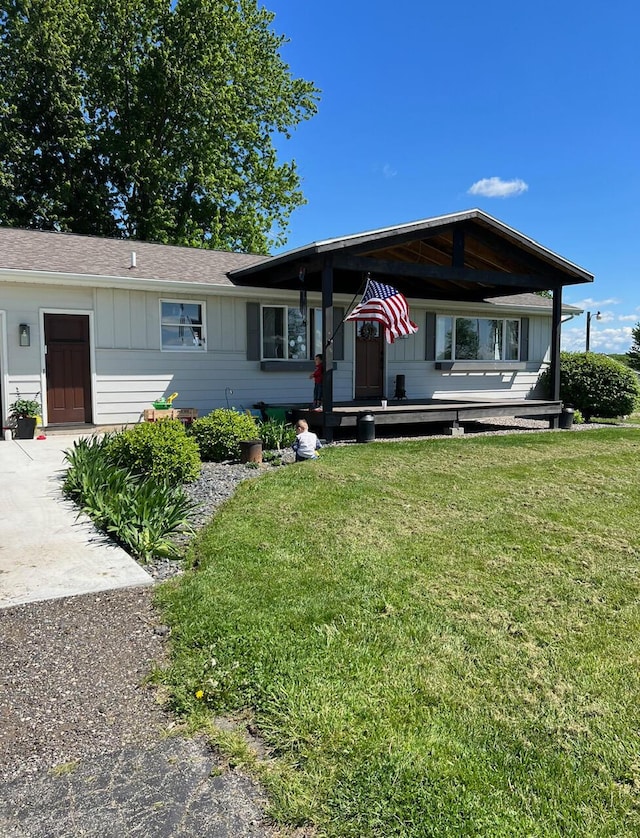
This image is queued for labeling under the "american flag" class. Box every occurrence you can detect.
[345,278,418,344]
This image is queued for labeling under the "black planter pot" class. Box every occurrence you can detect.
[15,417,37,439]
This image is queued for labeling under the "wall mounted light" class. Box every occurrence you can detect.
[19,324,30,347]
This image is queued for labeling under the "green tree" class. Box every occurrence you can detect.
[0,0,115,234]
[0,0,319,252]
[626,322,640,371]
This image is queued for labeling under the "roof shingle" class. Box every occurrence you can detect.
[0,227,269,285]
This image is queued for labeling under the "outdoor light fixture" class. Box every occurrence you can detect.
[18,324,30,347]
[585,310,601,352]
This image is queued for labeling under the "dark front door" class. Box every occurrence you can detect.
[354,321,384,400]
[44,314,92,424]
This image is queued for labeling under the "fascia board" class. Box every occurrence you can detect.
[0,268,351,303]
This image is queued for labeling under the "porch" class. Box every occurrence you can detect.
[282,397,564,439]
[232,210,594,433]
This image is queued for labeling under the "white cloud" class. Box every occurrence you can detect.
[373,163,398,180]
[619,314,638,322]
[569,297,620,309]
[467,177,528,198]
[561,324,634,353]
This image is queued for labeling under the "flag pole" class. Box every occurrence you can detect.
[323,273,369,350]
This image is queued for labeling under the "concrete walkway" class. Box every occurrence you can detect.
[0,434,152,609]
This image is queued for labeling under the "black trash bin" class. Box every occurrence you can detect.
[356,412,375,443]
[559,407,575,430]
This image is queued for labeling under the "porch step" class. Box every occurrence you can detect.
[43,424,98,436]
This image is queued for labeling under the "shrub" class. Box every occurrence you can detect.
[259,419,296,451]
[107,420,201,483]
[189,409,259,461]
[540,352,640,421]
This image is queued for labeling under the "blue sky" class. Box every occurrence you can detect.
[267,0,639,354]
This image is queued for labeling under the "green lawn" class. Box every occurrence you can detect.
[156,429,640,837]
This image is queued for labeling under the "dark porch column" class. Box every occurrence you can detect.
[549,287,562,429]
[321,256,334,440]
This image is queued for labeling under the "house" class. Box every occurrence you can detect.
[0,209,592,433]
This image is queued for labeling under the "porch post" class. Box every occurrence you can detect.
[549,287,562,429]
[321,256,334,440]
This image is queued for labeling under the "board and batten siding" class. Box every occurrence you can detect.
[2,281,557,426]
[96,287,247,353]
[93,290,354,424]
[1,282,94,414]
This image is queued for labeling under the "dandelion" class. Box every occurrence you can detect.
[195,689,204,700]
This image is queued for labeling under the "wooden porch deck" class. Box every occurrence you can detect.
[288,398,563,438]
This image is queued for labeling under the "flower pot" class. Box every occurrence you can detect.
[239,439,263,464]
[15,417,37,439]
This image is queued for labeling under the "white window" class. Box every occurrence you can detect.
[436,316,520,361]
[261,305,322,360]
[160,300,206,350]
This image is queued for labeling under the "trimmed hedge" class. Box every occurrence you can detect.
[107,419,201,483]
[541,352,640,421]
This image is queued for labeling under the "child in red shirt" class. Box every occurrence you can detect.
[309,354,323,409]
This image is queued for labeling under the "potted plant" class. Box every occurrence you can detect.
[9,391,41,439]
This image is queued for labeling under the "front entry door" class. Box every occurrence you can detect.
[44,314,92,424]
[354,321,384,400]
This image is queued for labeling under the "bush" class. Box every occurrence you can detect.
[107,420,201,483]
[541,352,640,421]
[189,409,260,461]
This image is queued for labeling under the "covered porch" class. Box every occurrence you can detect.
[232,209,593,440]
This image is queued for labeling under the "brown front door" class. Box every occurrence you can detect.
[44,314,92,424]
[354,321,384,400]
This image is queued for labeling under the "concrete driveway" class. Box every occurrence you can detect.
[0,435,152,609]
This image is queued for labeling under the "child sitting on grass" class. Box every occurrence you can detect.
[292,419,322,461]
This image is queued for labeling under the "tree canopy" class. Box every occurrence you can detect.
[0,0,319,253]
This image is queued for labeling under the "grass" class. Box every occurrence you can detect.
[156,428,640,837]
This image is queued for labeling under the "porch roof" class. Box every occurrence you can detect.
[229,209,594,302]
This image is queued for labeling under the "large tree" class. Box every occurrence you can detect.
[626,322,640,371]
[0,0,318,252]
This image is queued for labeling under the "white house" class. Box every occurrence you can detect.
[0,209,592,432]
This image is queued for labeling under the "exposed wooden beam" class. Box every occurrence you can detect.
[452,227,465,268]
[331,253,558,291]
[341,222,458,258]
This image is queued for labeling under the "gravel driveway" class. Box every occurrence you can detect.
[0,587,278,837]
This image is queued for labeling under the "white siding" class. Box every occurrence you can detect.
[1,280,556,425]
[1,283,93,420]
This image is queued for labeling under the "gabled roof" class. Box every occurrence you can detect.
[229,209,594,302]
[0,209,592,306]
